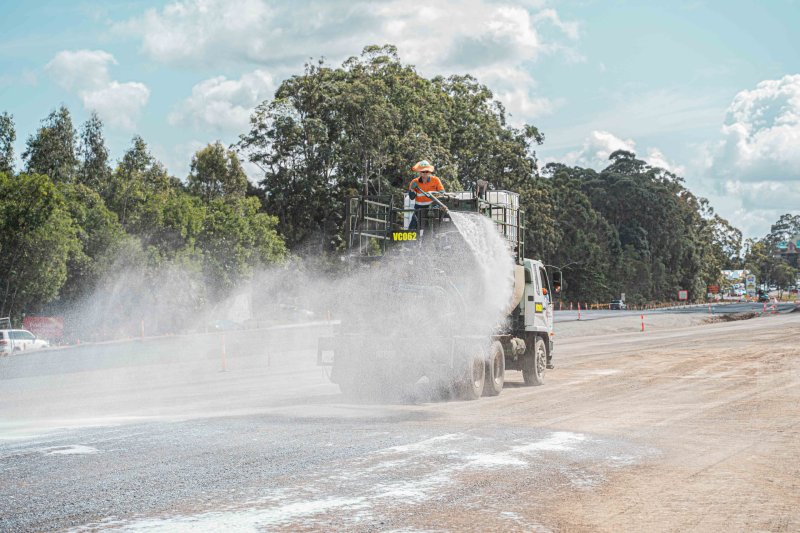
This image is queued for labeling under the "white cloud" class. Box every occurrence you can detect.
[695,75,800,238]
[118,0,579,123]
[469,66,561,121]
[709,74,800,182]
[561,130,634,169]
[45,49,150,130]
[45,49,115,90]
[644,147,685,175]
[169,70,275,132]
[532,8,580,40]
[701,179,800,238]
[559,130,685,174]
[724,180,800,212]
[82,81,151,131]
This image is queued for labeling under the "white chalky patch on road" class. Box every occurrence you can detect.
[363,458,410,472]
[590,369,621,376]
[43,445,99,455]
[383,433,463,453]
[500,511,554,532]
[511,431,586,454]
[465,453,527,467]
[373,471,454,502]
[99,497,369,532]
[77,430,618,531]
[607,454,637,467]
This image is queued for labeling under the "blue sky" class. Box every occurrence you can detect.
[1,0,798,238]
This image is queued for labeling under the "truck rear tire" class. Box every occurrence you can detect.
[457,349,485,400]
[522,336,546,386]
[334,360,381,400]
[482,341,505,396]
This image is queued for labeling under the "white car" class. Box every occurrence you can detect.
[0,329,50,355]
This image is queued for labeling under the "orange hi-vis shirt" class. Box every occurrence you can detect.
[409,175,444,205]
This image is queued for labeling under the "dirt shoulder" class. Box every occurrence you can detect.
[542,312,800,531]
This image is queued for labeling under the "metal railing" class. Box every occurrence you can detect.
[346,190,525,263]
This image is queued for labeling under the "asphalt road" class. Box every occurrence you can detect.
[554,300,795,322]
[1,311,798,531]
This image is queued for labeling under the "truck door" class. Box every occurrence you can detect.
[538,266,554,333]
[532,267,549,331]
[524,262,549,332]
[523,265,536,328]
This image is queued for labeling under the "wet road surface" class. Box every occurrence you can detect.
[2,312,799,531]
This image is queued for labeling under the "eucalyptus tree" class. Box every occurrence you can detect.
[23,106,78,183]
[239,45,544,251]
[187,141,248,202]
[0,172,79,319]
[77,112,112,194]
[0,112,15,175]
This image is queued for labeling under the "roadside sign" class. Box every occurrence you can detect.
[746,274,756,297]
[708,285,720,294]
[678,290,688,300]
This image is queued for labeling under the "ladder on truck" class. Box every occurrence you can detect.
[346,196,398,259]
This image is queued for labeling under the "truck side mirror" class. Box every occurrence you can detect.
[551,270,563,299]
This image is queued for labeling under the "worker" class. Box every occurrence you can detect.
[407,160,445,230]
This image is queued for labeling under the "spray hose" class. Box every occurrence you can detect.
[411,183,449,213]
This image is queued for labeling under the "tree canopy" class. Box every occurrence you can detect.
[0,44,793,332]
[0,113,287,329]
[238,45,543,250]
[187,141,248,203]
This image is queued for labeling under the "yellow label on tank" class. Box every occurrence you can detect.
[391,231,417,241]
[535,303,543,313]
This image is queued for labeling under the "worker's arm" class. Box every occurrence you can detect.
[408,179,418,199]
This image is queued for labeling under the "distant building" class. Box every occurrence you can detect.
[722,269,747,281]
[776,235,800,268]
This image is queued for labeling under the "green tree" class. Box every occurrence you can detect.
[239,45,543,251]
[187,141,248,202]
[57,183,127,304]
[537,152,734,303]
[107,136,173,230]
[538,164,618,301]
[744,239,778,288]
[0,112,15,175]
[745,214,800,289]
[0,172,79,319]
[768,214,800,242]
[77,112,112,194]
[198,197,286,297]
[136,188,206,259]
[23,106,78,183]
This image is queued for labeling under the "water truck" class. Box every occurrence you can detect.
[317,183,561,400]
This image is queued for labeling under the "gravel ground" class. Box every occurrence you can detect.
[1,312,798,531]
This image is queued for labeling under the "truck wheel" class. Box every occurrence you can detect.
[338,377,362,398]
[482,341,505,396]
[457,350,485,400]
[338,373,384,401]
[334,361,373,400]
[522,336,546,386]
